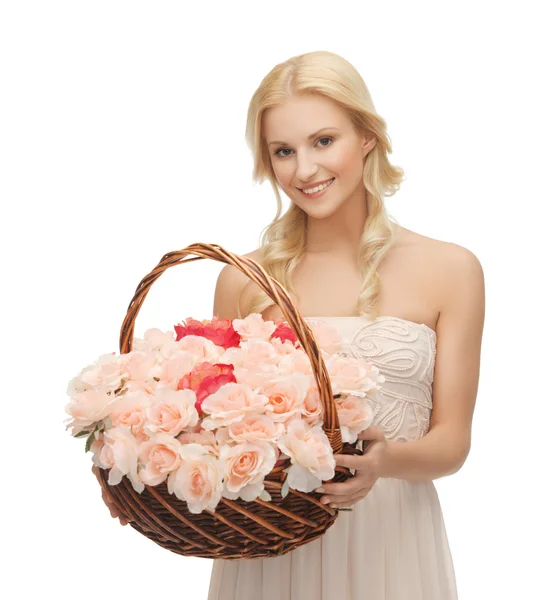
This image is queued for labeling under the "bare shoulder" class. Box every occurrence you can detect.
[404,227,485,335]
[399,226,484,300]
[212,248,263,320]
[426,235,485,311]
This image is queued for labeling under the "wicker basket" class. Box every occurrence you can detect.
[96,242,363,560]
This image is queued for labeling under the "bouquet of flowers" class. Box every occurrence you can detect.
[65,313,385,515]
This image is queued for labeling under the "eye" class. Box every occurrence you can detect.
[274,136,334,158]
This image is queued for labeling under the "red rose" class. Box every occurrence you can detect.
[174,316,241,349]
[270,319,299,345]
[178,361,236,413]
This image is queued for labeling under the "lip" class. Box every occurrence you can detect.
[297,177,334,191]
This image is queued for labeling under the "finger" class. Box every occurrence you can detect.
[317,480,359,496]
[356,426,385,441]
[329,493,368,509]
[333,454,365,470]
[321,485,372,504]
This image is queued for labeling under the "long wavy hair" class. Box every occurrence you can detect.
[242,50,405,320]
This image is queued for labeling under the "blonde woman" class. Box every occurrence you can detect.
[207,51,485,600]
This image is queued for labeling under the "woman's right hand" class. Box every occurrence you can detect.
[91,464,130,526]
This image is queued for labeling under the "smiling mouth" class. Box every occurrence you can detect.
[298,178,335,195]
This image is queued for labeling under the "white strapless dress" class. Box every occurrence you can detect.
[207,316,458,600]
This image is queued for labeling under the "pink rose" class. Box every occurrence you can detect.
[232,363,280,389]
[222,339,280,368]
[259,374,310,425]
[326,355,384,396]
[201,383,269,430]
[177,429,220,458]
[277,420,336,493]
[232,313,276,341]
[335,395,375,443]
[64,388,119,436]
[132,328,178,360]
[110,392,151,437]
[167,443,224,514]
[174,335,225,362]
[216,413,285,445]
[300,383,325,427]
[138,433,182,486]
[278,348,315,377]
[118,350,158,382]
[151,351,198,389]
[144,389,199,437]
[270,337,298,358]
[67,353,124,397]
[305,320,343,354]
[95,425,144,493]
[219,441,277,501]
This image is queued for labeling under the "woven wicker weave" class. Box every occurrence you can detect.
[96,242,363,559]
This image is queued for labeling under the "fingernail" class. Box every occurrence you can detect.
[315,487,324,493]
[321,498,329,504]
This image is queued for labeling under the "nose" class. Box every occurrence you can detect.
[295,148,319,184]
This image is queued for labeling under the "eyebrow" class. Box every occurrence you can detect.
[267,127,340,147]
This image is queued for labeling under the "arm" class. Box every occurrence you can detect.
[380,245,486,483]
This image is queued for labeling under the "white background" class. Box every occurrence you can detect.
[2,1,551,598]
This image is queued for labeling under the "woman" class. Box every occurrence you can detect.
[95,50,485,600]
[207,51,484,599]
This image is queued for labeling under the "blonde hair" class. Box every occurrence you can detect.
[243,50,405,319]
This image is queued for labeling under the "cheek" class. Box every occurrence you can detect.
[334,147,360,176]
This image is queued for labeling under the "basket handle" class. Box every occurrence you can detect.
[118,242,344,453]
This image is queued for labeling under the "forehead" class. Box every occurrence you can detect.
[263,95,350,142]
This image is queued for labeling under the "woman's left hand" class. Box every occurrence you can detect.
[315,426,391,509]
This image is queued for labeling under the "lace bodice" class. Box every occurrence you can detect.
[304,315,437,443]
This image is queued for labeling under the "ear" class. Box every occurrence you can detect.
[362,136,377,158]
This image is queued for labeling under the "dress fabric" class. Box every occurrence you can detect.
[207,316,458,600]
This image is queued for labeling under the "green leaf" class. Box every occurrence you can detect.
[85,430,96,453]
[74,430,91,438]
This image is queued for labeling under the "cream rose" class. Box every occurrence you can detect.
[132,328,179,361]
[305,320,343,354]
[109,392,151,437]
[138,433,182,486]
[259,374,310,425]
[177,429,219,458]
[96,425,144,493]
[277,420,336,493]
[201,383,269,430]
[300,383,325,427]
[232,313,277,341]
[336,395,375,443]
[216,413,285,446]
[64,388,119,436]
[167,443,224,514]
[150,350,197,389]
[278,348,315,377]
[175,335,224,363]
[144,388,199,436]
[326,354,384,397]
[67,352,125,397]
[219,441,277,501]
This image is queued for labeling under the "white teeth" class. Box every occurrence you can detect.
[301,178,334,194]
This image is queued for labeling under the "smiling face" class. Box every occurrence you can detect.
[263,94,375,219]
